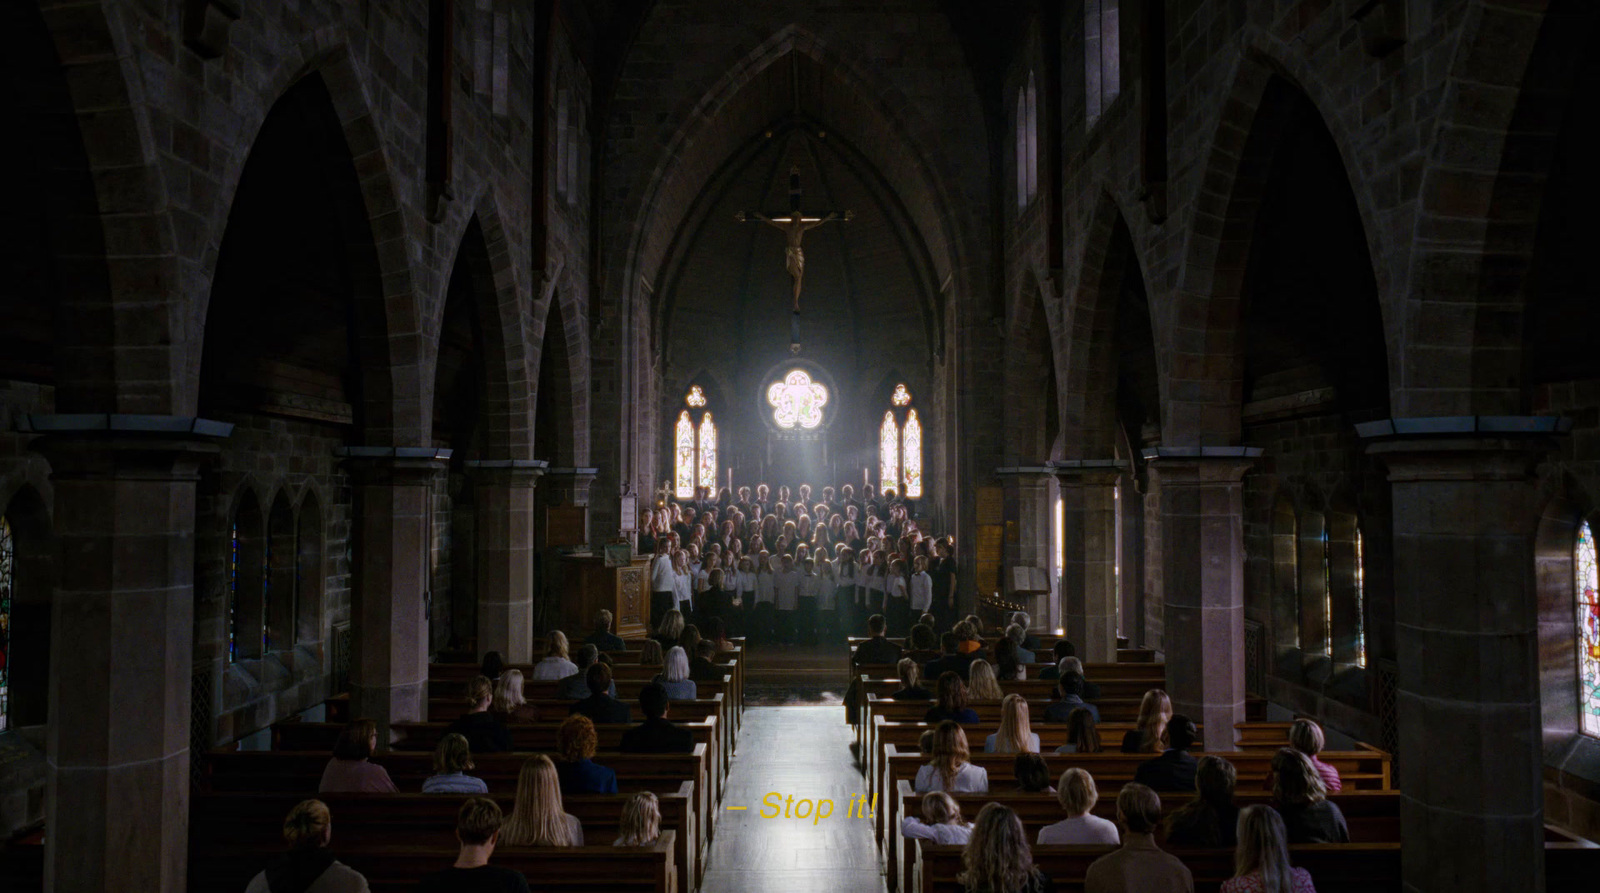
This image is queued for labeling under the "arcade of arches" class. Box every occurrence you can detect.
[1,1,1599,891]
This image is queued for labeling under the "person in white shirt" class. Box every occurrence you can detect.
[815,558,839,641]
[910,554,934,617]
[1038,767,1120,845]
[901,791,974,845]
[531,631,580,681]
[774,554,803,645]
[886,557,911,637]
[672,550,694,618]
[753,552,777,644]
[914,721,989,793]
[864,551,887,616]
[649,542,676,630]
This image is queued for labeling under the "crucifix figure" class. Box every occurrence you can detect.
[737,166,853,353]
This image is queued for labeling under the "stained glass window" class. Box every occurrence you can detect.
[1322,529,1332,656]
[892,383,912,407]
[674,411,695,499]
[1355,528,1366,668]
[1577,520,1600,737]
[880,412,899,494]
[767,369,829,430]
[228,520,239,663]
[697,413,718,492]
[0,516,11,731]
[903,409,923,498]
[686,386,706,408]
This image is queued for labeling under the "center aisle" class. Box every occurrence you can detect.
[700,706,887,893]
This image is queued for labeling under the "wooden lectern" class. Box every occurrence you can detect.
[554,553,653,640]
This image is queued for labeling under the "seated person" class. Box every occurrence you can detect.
[446,676,512,753]
[586,608,626,653]
[965,658,1005,700]
[1288,718,1343,793]
[904,623,942,663]
[531,631,580,681]
[923,671,981,724]
[654,608,686,651]
[994,638,1027,681]
[913,721,989,793]
[1038,768,1120,845]
[1222,805,1318,893]
[890,658,933,700]
[1165,755,1240,848]
[1271,748,1350,844]
[318,719,398,793]
[654,646,699,700]
[900,790,973,845]
[1045,672,1100,724]
[1055,706,1103,754]
[984,694,1041,754]
[614,792,662,847]
[554,715,619,795]
[481,651,506,683]
[963,803,1052,893]
[422,732,489,794]
[853,613,904,665]
[492,669,540,723]
[952,619,987,659]
[558,645,611,700]
[703,616,735,651]
[1012,752,1055,793]
[637,639,665,668]
[1057,656,1101,700]
[922,631,978,682]
[499,755,584,847]
[568,663,631,725]
[1084,783,1194,893]
[1120,689,1171,754]
[418,797,531,893]
[1010,611,1042,651]
[1004,623,1035,664]
[1036,640,1075,679]
[689,640,723,683]
[1132,714,1200,793]
[244,799,369,893]
[619,683,695,753]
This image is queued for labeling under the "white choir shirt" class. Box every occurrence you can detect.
[815,575,838,611]
[674,570,693,611]
[755,572,777,605]
[865,570,886,593]
[910,571,933,612]
[774,569,803,611]
[651,555,675,592]
[694,567,711,593]
[737,570,757,595]
[888,575,909,602]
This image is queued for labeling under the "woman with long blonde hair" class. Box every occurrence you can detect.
[900,791,973,845]
[499,755,584,847]
[1222,803,1317,893]
[531,630,579,681]
[959,803,1051,893]
[984,694,1039,754]
[613,792,662,847]
[1119,688,1172,753]
[655,607,686,648]
[491,668,539,723]
[914,720,988,793]
[967,659,1004,701]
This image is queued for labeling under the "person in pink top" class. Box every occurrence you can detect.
[1220,804,1318,893]
[1288,719,1342,793]
[318,718,399,794]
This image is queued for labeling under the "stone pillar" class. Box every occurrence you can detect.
[1146,448,1258,745]
[1053,461,1122,663]
[543,467,598,509]
[341,449,448,742]
[30,417,227,892]
[1364,427,1556,893]
[466,460,545,664]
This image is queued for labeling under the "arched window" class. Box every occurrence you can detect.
[1016,73,1038,210]
[674,386,720,499]
[1577,520,1600,737]
[1354,527,1366,667]
[766,369,829,430]
[0,516,12,731]
[1085,0,1121,129]
[230,491,266,662]
[877,383,924,499]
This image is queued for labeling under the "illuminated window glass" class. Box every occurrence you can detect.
[902,409,923,498]
[674,411,695,499]
[766,369,829,430]
[1577,520,1600,737]
[880,412,899,494]
[1322,529,1332,657]
[228,520,239,663]
[686,385,706,408]
[697,413,718,492]
[1355,528,1366,668]
[0,517,11,730]
[892,383,912,407]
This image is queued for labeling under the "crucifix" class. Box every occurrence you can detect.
[737,166,853,353]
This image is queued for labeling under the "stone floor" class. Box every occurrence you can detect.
[699,706,886,893]
[740,642,852,705]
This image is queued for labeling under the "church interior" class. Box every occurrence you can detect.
[1,1,1599,891]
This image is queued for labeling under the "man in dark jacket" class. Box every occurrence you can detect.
[852,614,904,666]
[1044,672,1101,723]
[568,663,631,725]
[619,683,695,753]
[1132,714,1200,792]
[922,631,978,682]
[586,608,626,653]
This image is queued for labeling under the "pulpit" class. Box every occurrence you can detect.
[553,553,652,639]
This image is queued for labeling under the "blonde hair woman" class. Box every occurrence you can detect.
[1222,804,1318,893]
[1287,718,1342,792]
[901,791,973,845]
[1120,688,1172,753]
[422,732,487,794]
[531,630,579,681]
[914,720,988,793]
[243,799,369,893]
[967,659,1004,701]
[959,803,1050,893]
[1037,768,1119,845]
[655,608,686,647]
[499,755,584,847]
[491,669,539,723]
[892,657,931,700]
[984,694,1039,754]
[613,792,662,847]
[638,638,665,667]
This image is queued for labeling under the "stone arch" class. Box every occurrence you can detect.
[534,287,587,467]
[2,484,53,729]
[1170,44,1393,443]
[1008,271,1062,463]
[197,35,425,444]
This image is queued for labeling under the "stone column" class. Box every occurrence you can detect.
[466,460,546,664]
[1145,448,1258,745]
[1052,461,1122,663]
[30,416,228,892]
[1363,424,1557,893]
[341,448,448,742]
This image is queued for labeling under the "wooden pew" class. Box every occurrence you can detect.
[326,695,722,725]
[860,695,1145,772]
[191,787,698,893]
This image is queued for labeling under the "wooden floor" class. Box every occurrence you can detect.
[701,706,886,892]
